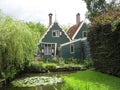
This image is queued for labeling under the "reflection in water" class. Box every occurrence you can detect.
[1,84,62,90]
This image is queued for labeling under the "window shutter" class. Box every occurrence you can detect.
[42,49,44,53]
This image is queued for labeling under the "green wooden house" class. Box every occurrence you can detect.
[38,13,90,59]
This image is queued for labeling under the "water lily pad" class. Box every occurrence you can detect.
[11,76,62,87]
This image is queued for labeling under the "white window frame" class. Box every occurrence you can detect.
[70,44,75,54]
[44,44,52,55]
[41,42,57,56]
[82,31,87,38]
[52,30,60,37]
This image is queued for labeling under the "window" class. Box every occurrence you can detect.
[70,44,74,53]
[44,44,52,55]
[52,30,62,37]
[82,31,87,38]
[53,31,56,36]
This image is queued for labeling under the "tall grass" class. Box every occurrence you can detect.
[61,70,120,90]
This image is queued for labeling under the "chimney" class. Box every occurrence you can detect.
[76,13,80,24]
[48,13,53,26]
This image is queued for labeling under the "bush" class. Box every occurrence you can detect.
[1,66,17,79]
[27,61,45,72]
[44,63,56,70]
[84,59,93,69]
[27,61,57,72]
[88,22,120,77]
[64,58,76,64]
[39,57,65,66]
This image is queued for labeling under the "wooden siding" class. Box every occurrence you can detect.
[60,40,81,59]
[81,40,90,59]
[42,22,70,45]
[74,23,87,39]
[60,39,90,59]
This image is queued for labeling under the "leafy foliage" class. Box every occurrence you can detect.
[26,21,46,39]
[88,22,120,77]
[0,16,38,78]
[26,61,57,73]
[84,0,107,21]
[85,1,120,77]
[0,8,47,78]
[84,0,120,24]
[92,6,120,26]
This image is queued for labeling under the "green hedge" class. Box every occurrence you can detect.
[88,23,120,77]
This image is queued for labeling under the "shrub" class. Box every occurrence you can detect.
[64,58,76,64]
[27,61,57,72]
[1,66,17,79]
[84,59,93,68]
[45,63,56,70]
[27,61,45,72]
[88,22,120,77]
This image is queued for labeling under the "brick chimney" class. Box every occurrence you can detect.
[48,13,53,26]
[76,13,80,24]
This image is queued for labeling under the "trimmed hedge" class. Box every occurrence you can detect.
[88,23,120,77]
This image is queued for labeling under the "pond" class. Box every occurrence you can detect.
[0,72,73,90]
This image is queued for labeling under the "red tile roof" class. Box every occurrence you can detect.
[67,21,83,39]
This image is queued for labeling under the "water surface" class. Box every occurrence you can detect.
[0,72,73,90]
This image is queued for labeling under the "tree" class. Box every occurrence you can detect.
[92,6,120,25]
[0,16,37,78]
[84,0,120,25]
[26,21,46,40]
[84,0,107,22]
[26,22,47,56]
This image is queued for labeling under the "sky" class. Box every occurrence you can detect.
[0,0,117,26]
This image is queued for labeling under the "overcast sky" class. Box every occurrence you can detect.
[0,0,117,26]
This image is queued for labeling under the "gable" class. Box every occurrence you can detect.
[73,22,87,39]
[67,22,82,39]
[67,21,88,40]
[40,22,70,45]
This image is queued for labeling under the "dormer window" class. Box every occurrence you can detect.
[52,30,62,37]
[82,31,87,38]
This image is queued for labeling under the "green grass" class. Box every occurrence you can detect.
[61,70,120,90]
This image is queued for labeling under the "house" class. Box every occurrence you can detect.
[38,13,90,59]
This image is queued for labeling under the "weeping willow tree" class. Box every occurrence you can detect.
[0,16,38,78]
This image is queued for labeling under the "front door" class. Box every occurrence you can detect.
[44,44,52,55]
[40,43,57,57]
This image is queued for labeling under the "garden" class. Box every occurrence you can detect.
[0,57,92,90]
[0,0,120,90]
[1,68,120,90]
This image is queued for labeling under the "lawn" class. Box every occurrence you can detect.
[61,70,120,90]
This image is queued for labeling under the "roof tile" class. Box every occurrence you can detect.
[67,21,82,39]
